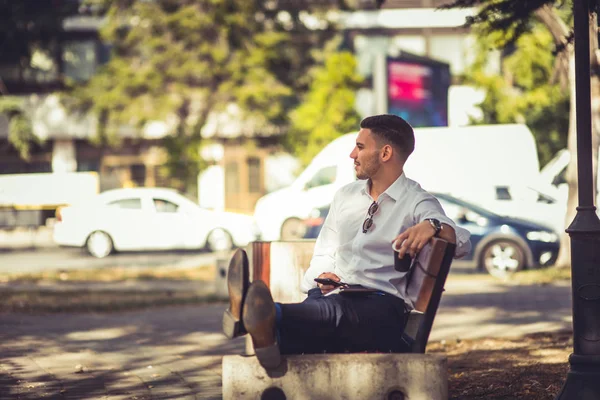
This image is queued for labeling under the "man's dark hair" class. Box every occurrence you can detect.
[360,114,415,160]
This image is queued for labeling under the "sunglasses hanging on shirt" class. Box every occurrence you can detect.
[362,201,379,233]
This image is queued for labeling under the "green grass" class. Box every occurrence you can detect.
[0,290,224,313]
[507,265,571,285]
[0,264,215,284]
[447,266,572,285]
[0,264,221,313]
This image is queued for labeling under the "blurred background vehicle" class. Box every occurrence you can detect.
[53,187,260,258]
[254,124,552,241]
[0,172,99,230]
[303,192,560,278]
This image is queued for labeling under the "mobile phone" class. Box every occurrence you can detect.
[314,278,345,287]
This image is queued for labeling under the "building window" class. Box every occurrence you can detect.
[77,160,100,172]
[1,35,107,93]
[0,40,59,87]
[225,162,240,194]
[247,157,261,193]
[63,39,98,82]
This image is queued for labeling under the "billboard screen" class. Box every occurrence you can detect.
[387,55,450,127]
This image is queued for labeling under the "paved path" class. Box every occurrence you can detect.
[0,277,572,399]
[433,278,572,340]
[0,304,245,399]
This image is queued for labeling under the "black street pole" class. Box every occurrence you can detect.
[556,0,600,399]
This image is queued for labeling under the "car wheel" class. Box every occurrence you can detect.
[86,231,114,258]
[479,239,525,278]
[206,228,233,252]
[280,218,306,240]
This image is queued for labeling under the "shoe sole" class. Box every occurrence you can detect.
[243,280,281,369]
[254,343,281,370]
[222,248,249,339]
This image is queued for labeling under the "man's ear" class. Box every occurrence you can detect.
[380,144,393,162]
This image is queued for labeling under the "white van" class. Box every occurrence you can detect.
[254,124,555,240]
[532,147,600,231]
[539,147,600,203]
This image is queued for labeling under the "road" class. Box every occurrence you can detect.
[0,247,222,274]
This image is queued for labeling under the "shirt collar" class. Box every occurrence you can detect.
[360,172,407,202]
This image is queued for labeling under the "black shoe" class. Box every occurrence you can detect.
[222,248,249,339]
[243,280,281,369]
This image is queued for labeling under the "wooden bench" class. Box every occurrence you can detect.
[400,237,456,353]
[222,238,456,400]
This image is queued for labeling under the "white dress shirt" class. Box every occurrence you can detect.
[301,173,471,305]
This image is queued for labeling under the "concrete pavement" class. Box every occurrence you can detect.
[0,276,572,399]
[0,304,245,399]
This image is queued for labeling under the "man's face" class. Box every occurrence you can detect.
[349,128,382,180]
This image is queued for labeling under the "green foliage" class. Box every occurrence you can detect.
[0,97,40,160]
[67,0,304,193]
[286,49,363,166]
[440,0,570,43]
[465,23,569,166]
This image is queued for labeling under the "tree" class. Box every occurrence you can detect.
[465,22,569,167]
[0,97,38,159]
[66,0,301,193]
[443,0,599,267]
[286,45,364,166]
[64,0,350,194]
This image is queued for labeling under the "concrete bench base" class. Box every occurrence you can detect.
[222,353,447,400]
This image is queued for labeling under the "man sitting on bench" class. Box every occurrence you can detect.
[222,114,471,369]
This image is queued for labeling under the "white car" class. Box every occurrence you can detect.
[53,187,260,258]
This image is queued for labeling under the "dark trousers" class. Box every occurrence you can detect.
[278,288,409,354]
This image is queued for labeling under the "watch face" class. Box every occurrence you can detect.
[428,218,441,232]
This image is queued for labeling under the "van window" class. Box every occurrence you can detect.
[552,166,567,186]
[496,187,512,200]
[304,166,337,190]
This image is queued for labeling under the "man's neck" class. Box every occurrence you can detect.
[369,169,403,201]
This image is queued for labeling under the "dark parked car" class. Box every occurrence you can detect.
[303,192,560,278]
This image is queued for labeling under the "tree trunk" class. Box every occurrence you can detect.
[536,6,600,268]
[556,49,577,267]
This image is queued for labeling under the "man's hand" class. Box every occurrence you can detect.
[391,220,437,259]
[316,272,341,294]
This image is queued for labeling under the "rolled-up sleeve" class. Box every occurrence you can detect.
[300,194,340,292]
[414,195,472,259]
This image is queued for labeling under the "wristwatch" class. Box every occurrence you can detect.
[425,218,442,237]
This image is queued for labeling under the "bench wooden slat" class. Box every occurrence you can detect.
[412,237,448,312]
[406,237,456,353]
